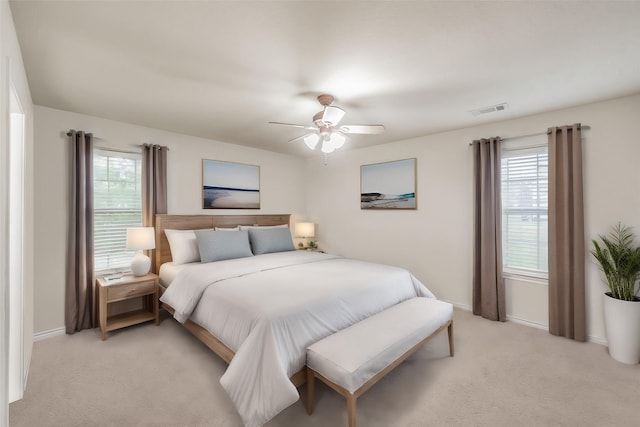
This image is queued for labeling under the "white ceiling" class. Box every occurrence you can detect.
[9,1,640,156]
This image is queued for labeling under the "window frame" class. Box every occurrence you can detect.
[93,147,143,274]
[501,140,549,281]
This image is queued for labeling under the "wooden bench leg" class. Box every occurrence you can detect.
[307,367,315,415]
[347,393,357,427]
[448,321,454,357]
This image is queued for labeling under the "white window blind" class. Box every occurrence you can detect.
[93,149,142,273]
[501,144,548,277]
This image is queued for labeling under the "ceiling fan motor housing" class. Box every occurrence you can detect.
[313,111,325,126]
[317,94,335,106]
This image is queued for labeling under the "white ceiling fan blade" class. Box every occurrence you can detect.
[340,124,385,134]
[287,133,310,143]
[269,121,316,130]
[322,106,346,126]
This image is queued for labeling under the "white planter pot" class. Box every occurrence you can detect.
[603,293,640,364]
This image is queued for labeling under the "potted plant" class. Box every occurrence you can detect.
[591,223,640,364]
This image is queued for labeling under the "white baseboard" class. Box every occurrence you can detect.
[506,313,548,331]
[587,335,607,346]
[33,327,65,342]
[444,300,470,312]
[442,299,607,346]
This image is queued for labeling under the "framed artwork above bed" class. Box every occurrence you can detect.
[361,158,417,209]
[202,159,260,209]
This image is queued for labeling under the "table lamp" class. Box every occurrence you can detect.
[126,227,155,276]
[294,222,316,248]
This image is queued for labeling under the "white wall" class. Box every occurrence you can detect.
[306,93,640,343]
[33,106,307,333]
[1,0,35,416]
[26,69,640,344]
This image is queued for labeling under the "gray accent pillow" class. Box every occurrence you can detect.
[194,229,253,263]
[248,227,296,255]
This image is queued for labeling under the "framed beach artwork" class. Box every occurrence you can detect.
[360,158,417,210]
[202,159,260,209]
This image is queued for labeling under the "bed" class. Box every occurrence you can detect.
[155,214,437,427]
[155,214,295,371]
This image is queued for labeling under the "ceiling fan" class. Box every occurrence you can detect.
[269,94,385,153]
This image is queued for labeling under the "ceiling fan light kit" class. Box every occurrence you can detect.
[304,133,320,150]
[320,132,346,154]
[269,94,385,154]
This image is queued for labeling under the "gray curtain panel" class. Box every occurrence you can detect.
[142,143,168,273]
[548,124,586,341]
[472,137,506,321]
[66,130,95,333]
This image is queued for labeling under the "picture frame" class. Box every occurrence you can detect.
[202,159,260,209]
[360,158,417,210]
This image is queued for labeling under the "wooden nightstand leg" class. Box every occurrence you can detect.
[448,321,454,357]
[153,282,159,325]
[99,287,107,341]
[154,295,160,325]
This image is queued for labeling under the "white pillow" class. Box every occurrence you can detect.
[164,229,203,265]
[215,226,240,231]
[238,224,288,230]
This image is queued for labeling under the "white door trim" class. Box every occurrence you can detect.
[1,54,12,427]
[8,78,25,403]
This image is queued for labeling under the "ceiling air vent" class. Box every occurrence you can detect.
[470,103,508,117]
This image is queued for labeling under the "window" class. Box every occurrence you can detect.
[93,149,142,272]
[501,143,548,278]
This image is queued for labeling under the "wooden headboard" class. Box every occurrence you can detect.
[154,214,291,273]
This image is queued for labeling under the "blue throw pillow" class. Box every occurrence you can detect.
[248,227,296,255]
[194,229,253,263]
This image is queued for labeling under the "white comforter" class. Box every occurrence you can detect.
[160,251,435,427]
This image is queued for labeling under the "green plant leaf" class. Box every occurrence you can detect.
[591,223,640,301]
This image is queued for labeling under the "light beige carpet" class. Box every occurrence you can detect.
[10,308,640,427]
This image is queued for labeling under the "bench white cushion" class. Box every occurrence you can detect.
[307,297,453,393]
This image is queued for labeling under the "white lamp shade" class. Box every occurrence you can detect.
[321,140,335,153]
[294,222,315,238]
[330,132,346,149]
[126,227,156,251]
[304,133,320,150]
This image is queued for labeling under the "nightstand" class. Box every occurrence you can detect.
[297,247,324,253]
[97,273,159,340]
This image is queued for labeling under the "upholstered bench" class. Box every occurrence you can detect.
[306,297,454,427]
